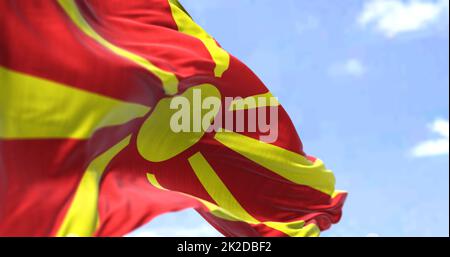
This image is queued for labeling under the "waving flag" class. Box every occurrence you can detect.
[0,0,346,237]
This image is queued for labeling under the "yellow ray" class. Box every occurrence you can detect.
[0,67,149,139]
[168,0,230,77]
[188,152,258,224]
[228,92,280,111]
[58,0,179,95]
[147,153,320,237]
[264,221,320,237]
[214,130,336,195]
[146,173,245,223]
[56,135,131,237]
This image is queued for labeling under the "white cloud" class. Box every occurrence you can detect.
[358,0,449,38]
[329,58,366,78]
[412,119,449,157]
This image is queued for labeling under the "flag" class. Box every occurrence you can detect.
[0,0,347,237]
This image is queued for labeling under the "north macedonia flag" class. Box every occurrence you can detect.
[0,0,347,237]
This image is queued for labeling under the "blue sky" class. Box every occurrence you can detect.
[129,0,449,237]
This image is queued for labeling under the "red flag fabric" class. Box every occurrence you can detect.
[0,0,346,237]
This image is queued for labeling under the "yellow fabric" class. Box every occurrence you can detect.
[229,92,280,111]
[265,222,320,237]
[58,0,179,95]
[146,165,320,237]
[146,173,165,190]
[214,130,336,195]
[188,152,259,223]
[0,67,149,139]
[137,84,221,162]
[168,0,230,77]
[332,190,347,198]
[56,135,132,237]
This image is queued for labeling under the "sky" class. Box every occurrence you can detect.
[128,0,449,237]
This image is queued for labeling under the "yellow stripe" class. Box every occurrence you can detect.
[168,0,230,77]
[229,92,280,111]
[0,67,149,139]
[197,198,319,237]
[56,135,131,237]
[332,190,347,199]
[196,199,318,237]
[214,130,336,195]
[147,172,242,223]
[146,173,245,222]
[57,0,179,95]
[146,173,165,190]
[264,221,320,237]
[188,152,320,236]
[147,163,320,237]
[188,152,258,223]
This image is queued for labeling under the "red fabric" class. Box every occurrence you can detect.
[0,0,346,237]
